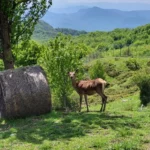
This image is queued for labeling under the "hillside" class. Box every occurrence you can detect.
[73,23,150,55]
[32,20,87,42]
[42,7,150,31]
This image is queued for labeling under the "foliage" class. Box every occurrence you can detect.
[55,28,87,36]
[74,24,150,58]
[0,60,4,71]
[89,60,105,79]
[38,34,89,109]
[126,58,141,71]
[96,43,109,51]
[104,63,120,77]
[13,41,41,67]
[0,0,52,69]
[133,71,150,106]
[0,0,52,47]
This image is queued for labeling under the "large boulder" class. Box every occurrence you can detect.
[0,65,51,118]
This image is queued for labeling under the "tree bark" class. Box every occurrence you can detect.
[0,65,51,119]
[0,11,14,69]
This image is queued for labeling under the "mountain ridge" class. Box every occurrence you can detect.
[42,7,150,31]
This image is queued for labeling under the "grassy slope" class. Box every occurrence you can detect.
[0,94,150,150]
[83,57,150,104]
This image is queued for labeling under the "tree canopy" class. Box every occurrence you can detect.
[0,0,52,69]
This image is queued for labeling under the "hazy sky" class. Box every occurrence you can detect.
[50,0,150,11]
[52,0,150,7]
[67,0,150,3]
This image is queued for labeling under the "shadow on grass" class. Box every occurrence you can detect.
[0,111,141,144]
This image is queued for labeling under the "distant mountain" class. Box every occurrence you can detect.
[32,20,87,42]
[49,6,89,14]
[42,7,150,31]
[32,20,57,42]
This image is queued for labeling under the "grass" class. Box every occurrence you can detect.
[0,94,150,150]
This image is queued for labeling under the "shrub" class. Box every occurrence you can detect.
[126,59,140,71]
[38,34,86,110]
[147,61,150,67]
[89,60,105,79]
[133,72,150,106]
[104,63,120,77]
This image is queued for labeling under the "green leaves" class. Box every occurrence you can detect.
[0,0,52,47]
[89,60,105,79]
[39,34,88,109]
[133,71,150,106]
[13,40,41,67]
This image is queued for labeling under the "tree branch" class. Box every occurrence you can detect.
[0,52,3,59]
[13,0,30,9]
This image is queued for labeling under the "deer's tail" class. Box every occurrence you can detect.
[102,81,110,92]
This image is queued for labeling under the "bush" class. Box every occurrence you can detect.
[13,41,41,67]
[89,60,105,79]
[133,72,150,106]
[104,63,120,77]
[126,59,140,71]
[38,34,86,110]
[147,61,150,67]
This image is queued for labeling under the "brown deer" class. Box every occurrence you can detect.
[68,71,108,112]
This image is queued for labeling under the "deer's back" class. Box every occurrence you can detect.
[76,78,104,95]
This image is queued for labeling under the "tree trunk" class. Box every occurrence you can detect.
[0,65,51,119]
[0,11,14,69]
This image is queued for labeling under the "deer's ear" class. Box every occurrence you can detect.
[75,69,78,73]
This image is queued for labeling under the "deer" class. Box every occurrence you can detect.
[68,71,108,112]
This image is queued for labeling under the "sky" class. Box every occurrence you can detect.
[52,0,150,7]
[49,0,150,12]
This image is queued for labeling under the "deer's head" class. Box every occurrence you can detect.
[68,71,76,79]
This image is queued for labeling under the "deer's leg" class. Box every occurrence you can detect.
[97,91,104,112]
[100,94,107,112]
[103,95,107,112]
[100,97,104,112]
[96,89,107,112]
[84,94,89,112]
[79,95,83,112]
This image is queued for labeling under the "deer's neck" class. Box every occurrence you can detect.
[71,78,77,89]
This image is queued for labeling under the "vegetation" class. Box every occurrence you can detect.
[38,34,90,109]
[74,24,150,56]
[13,41,42,67]
[0,0,52,69]
[134,71,150,106]
[55,28,87,36]
[89,60,105,79]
